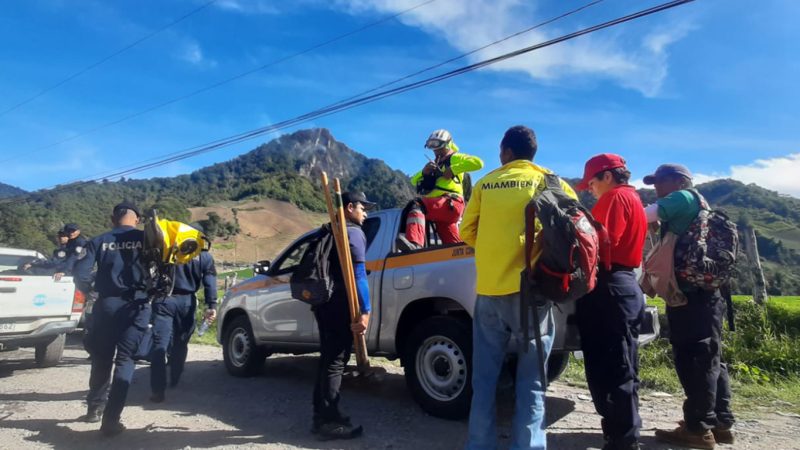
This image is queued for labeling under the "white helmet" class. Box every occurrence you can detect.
[424,129,452,149]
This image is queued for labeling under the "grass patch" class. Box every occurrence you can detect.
[219,267,254,280]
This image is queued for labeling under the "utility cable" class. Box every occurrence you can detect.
[0,0,438,163]
[1,0,695,205]
[63,0,603,183]
[0,0,218,118]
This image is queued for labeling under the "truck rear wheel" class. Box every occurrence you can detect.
[403,316,472,420]
[223,315,267,377]
[547,352,570,382]
[35,334,65,368]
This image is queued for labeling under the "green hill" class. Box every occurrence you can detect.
[0,128,414,252]
[0,182,25,199]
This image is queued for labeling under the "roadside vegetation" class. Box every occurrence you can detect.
[564,296,800,415]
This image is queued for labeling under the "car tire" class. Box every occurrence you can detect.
[35,333,65,368]
[222,315,267,377]
[546,352,570,383]
[403,316,472,420]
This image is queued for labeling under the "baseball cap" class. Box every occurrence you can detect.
[341,191,376,210]
[576,153,627,191]
[61,223,80,233]
[643,164,693,185]
[113,200,141,218]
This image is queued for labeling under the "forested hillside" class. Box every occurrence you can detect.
[0,128,414,252]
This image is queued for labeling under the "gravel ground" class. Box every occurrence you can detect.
[1,334,799,450]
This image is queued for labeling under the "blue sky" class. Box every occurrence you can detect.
[1,0,798,197]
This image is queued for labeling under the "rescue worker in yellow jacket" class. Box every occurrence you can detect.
[460,125,576,450]
[401,129,483,249]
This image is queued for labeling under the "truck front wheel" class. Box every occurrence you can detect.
[222,315,267,377]
[403,316,472,420]
[35,333,65,368]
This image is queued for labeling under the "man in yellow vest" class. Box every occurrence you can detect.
[460,125,576,450]
[401,129,483,249]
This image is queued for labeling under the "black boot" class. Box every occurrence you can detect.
[100,421,126,437]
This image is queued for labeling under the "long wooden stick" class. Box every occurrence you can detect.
[320,172,370,370]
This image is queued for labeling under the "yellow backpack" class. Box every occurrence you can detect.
[143,209,211,296]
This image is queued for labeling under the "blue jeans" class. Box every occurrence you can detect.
[466,293,555,450]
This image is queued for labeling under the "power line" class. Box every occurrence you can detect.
[2,0,695,206]
[0,0,439,164]
[62,0,604,184]
[0,0,218,119]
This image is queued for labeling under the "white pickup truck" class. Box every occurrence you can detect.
[0,247,85,367]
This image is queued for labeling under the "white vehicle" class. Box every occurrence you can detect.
[0,247,85,367]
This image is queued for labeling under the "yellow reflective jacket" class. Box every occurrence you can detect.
[459,159,577,296]
[410,151,484,198]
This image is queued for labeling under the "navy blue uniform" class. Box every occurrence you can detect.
[312,224,371,428]
[61,235,88,275]
[28,246,68,275]
[151,251,217,395]
[74,226,150,427]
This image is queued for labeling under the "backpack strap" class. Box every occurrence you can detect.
[687,188,710,211]
[524,201,538,273]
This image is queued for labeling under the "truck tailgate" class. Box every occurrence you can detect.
[0,275,75,320]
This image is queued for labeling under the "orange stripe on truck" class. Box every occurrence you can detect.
[379,244,474,270]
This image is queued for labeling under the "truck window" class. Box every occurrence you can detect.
[271,238,313,275]
[362,217,380,249]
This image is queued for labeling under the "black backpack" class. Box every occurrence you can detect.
[290,224,337,307]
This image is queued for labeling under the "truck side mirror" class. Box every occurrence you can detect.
[254,260,271,275]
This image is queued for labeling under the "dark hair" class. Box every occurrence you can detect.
[594,167,632,185]
[500,125,537,161]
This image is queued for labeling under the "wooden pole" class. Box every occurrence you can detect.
[743,226,768,305]
[320,172,370,371]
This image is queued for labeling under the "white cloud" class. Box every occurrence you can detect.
[694,153,800,198]
[215,0,280,15]
[334,0,695,97]
[179,41,217,68]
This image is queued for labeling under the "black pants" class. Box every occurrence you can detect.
[312,297,353,426]
[150,294,196,395]
[667,289,735,432]
[86,296,151,425]
[576,269,645,448]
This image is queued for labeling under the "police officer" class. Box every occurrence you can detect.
[58,223,88,276]
[74,201,150,436]
[23,230,69,275]
[150,245,217,402]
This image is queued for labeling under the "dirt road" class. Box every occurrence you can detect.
[1,334,798,450]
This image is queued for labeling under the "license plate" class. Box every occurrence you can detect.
[0,322,16,332]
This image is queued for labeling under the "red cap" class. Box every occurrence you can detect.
[576,153,627,191]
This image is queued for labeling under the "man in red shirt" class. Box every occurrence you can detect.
[575,153,648,450]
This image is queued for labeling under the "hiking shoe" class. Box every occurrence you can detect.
[315,421,363,441]
[100,421,126,437]
[150,392,165,403]
[679,419,735,445]
[79,407,103,423]
[655,424,715,449]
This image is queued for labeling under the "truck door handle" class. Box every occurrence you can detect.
[0,287,16,293]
